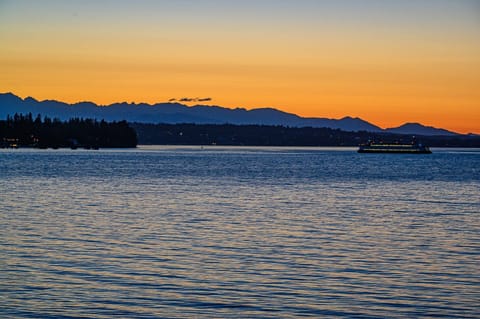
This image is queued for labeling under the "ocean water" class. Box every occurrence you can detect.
[1,146,479,318]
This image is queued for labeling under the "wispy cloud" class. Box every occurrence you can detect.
[169,97,212,103]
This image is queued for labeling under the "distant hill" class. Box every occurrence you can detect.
[132,123,480,147]
[385,123,457,136]
[0,92,461,135]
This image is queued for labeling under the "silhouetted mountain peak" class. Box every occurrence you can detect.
[0,92,23,105]
[25,96,39,101]
[386,122,458,136]
[73,100,96,106]
[396,122,423,128]
[0,92,19,98]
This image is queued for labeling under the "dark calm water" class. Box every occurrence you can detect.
[1,146,479,318]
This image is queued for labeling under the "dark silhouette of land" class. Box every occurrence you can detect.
[1,113,137,149]
[0,92,464,135]
[132,123,480,147]
[2,113,478,149]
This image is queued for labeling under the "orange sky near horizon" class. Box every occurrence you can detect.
[1,0,479,133]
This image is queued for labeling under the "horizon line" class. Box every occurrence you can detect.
[2,91,476,135]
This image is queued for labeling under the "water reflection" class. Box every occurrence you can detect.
[1,148,479,318]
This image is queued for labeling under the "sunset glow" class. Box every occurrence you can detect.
[1,0,479,133]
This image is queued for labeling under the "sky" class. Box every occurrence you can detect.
[1,0,479,133]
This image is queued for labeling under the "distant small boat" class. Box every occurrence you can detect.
[358,141,431,154]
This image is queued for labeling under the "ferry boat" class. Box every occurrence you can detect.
[358,141,431,154]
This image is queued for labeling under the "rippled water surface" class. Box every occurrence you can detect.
[1,146,479,318]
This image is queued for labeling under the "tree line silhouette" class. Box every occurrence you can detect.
[2,114,478,148]
[132,123,480,147]
[1,113,137,148]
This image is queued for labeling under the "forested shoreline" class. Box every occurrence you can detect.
[1,113,137,149]
[132,123,480,147]
[2,114,479,149]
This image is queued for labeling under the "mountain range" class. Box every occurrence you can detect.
[0,92,459,136]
